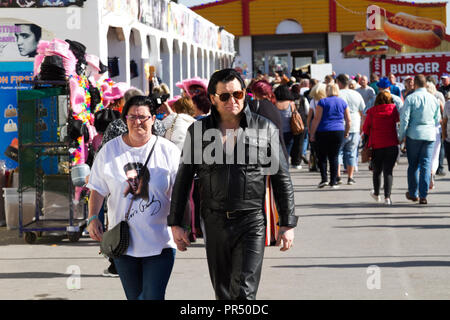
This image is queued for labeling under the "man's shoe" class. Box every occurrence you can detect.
[102,269,119,278]
[347,177,356,185]
[370,190,381,202]
[291,164,302,169]
[384,198,392,206]
[318,181,329,188]
[405,192,419,202]
[436,170,446,177]
[419,198,427,205]
[336,176,343,185]
[329,184,340,189]
[302,156,309,164]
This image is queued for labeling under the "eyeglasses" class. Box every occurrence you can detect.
[215,90,245,102]
[125,115,152,122]
[188,88,204,95]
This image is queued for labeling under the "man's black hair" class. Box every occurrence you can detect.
[123,162,143,174]
[15,24,42,41]
[207,68,246,96]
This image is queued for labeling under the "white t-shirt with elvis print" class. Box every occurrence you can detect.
[87,134,180,257]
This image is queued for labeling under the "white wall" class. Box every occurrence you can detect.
[328,33,370,79]
[233,36,252,79]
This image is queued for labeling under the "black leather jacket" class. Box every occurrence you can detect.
[168,104,298,228]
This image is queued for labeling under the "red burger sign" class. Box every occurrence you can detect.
[371,54,450,82]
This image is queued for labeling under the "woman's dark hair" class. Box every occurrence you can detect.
[274,84,294,102]
[290,84,301,100]
[207,68,246,96]
[192,92,212,114]
[121,95,156,121]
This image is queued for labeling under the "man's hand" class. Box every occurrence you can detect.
[275,226,295,251]
[87,218,103,242]
[171,226,191,251]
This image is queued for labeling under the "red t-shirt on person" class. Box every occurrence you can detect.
[363,103,399,149]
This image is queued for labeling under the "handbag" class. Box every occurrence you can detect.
[100,136,158,258]
[361,145,373,163]
[4,105,17,118]
[264,176,279,246]
[361,133,372,163]
[4,119,18,133]
[290,103,305,135]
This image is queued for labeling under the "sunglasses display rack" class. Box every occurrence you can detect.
[15,80,88,244]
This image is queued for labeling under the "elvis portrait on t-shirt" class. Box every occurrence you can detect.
[123,162,161,217]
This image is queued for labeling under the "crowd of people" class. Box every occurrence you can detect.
[251,69,448,207]
[84,66,449,300]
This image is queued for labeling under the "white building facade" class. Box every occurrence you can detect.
[0,0,235,95]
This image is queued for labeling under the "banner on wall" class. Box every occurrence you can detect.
[0,0,85,7]
[344,5,450,57]
[0,62,33,169]
[0,19,53,61]
[371,53,450,83]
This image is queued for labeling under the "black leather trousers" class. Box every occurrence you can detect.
[201,208,266,300]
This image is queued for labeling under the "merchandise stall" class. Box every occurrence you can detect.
[12,37,116,243]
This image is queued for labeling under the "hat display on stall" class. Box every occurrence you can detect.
[69,76,87,114]
[34,40,50,76]
[176,77,208,98]
[85,54,100,72]
[103,82,130,106]
[377,77,392,89]
[66,39,87,75]
[38,55,66,81]
[34,39,77,78]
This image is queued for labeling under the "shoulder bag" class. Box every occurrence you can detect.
[290,103,305,135]
[361,133,372,163]
[100,136,158,258]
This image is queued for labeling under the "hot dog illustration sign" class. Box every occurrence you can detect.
[344,5,450,57]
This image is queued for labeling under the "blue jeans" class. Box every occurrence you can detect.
[113,248,176,300]
[283,132,294,156]
[406,137,434,199]
[339,132,360,167]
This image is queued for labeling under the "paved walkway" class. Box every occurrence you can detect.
[0,156,449,300]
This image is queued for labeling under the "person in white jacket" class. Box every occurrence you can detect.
[162,97,197,150]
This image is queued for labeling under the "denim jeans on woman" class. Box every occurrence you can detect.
[405,137,434,199]
[113,248,176,300]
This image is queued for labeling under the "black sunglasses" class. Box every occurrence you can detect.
[214,90,244,102]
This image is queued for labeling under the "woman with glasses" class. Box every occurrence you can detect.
[86,95,181,300]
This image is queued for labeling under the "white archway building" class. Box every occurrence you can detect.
[0,0,235,96]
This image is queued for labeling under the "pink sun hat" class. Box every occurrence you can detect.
[103,82,130,106]
[176,77,209,98]
[85,54,100,72]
